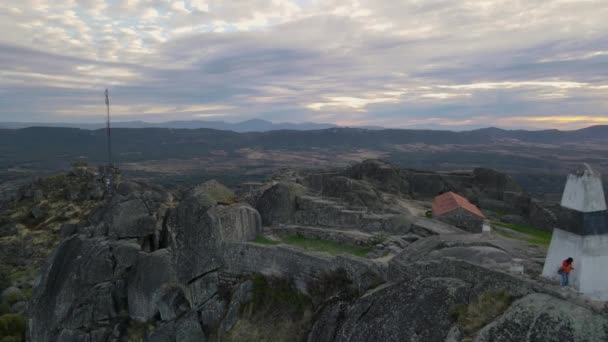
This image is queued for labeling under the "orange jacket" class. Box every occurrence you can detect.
[561,260,573,274]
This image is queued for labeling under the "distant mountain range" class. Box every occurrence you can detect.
[1,124,607,194]
[0,119,344,132]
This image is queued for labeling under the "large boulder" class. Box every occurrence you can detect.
[171,181,230,284]
[475,293,608,342]
[208,204,262,242]
[307,277,470,342]
[127,249,178,321]
[343,159,408,195]
[407,172,451,198]
[190,180,237,207]
[304,175,384,210]
[473,168,523,200]
[107,198,157,239]
[29,236,119,342]
[256,182,306,225]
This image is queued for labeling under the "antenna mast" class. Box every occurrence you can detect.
[105,88,112,168]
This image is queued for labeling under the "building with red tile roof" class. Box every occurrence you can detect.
[432,191,485,232]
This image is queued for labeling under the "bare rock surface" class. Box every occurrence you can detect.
[475,293,608,342]
[308,277,470,342]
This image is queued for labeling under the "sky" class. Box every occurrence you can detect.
[0,0,607,130]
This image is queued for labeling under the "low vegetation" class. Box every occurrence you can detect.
[492,221,552,246]
[254,234,372,257]
[0,314,26,342]
[450,289,514,336]
[220,274,313,342]
[122,320,156,342]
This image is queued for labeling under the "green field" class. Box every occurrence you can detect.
[492,221,552,246]
[254,235,371,257]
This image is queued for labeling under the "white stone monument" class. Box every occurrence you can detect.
[542,164,608,300]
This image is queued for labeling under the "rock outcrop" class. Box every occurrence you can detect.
[308,277,470,342]
[22,161,608,342]
[476,293,607,342]
[27,179,262,342]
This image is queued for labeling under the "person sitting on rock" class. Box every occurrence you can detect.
[558,257,574,289]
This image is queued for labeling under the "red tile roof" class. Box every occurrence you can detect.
[432,191,485,218]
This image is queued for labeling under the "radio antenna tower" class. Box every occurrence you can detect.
[105,88,113,168]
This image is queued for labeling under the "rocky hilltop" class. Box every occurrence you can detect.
[1,160,607,341]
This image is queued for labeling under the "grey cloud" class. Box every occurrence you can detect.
[0,0,607,128]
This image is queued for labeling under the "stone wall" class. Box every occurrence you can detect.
[389,256,553,299]
[221,242,385,293]
[435,208,483,233]
[272,225,374,247]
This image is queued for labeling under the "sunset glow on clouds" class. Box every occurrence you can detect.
[0,0,607,129]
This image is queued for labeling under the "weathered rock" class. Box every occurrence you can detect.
[475,293,608,342]
[127,249,177,321]
[1,286,24,304]
[304,174,384,210]
[256,182,306,225]
[209,203,262,242]
[407,171,451,198]
[108,198,156,239]
[233,279,253,305]
[147,322,176,342]
[0,222,18,237]
[116,181,142,196]
[473,168,523,200]
[307,277,471,342]
[60,223,78,238]
[343,159,409,195]
[31,204,47,220]
[111,240,140,276]
[57,329,90,342]
[175,312,206,342]
[172,191,223,284]
[157,284,190,321]
[29,236,118,342]
[220,299,241,333]
[188,272,219,308]
[10,300,27,314]
[191,180,237,207]
[198,295,228,332]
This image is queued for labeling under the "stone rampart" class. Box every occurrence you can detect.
[221,242,385,292]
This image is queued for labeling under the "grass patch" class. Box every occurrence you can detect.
[219,274,314,342]
[281,236,371,257]
[492,221,551,246]
[253,236,280,245]
[450,289,513,336]
[122,320,156,342]
[0,314,26,341]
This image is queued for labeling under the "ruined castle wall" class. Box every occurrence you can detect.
[221,242,385,292]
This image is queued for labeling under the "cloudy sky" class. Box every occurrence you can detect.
[1,0,607,129]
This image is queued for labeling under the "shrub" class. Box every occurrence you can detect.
[0,281,9,296]
[0,303,9,316]
[0,314,26,340]
[247,274,311,321]
[450,289,513,335]
[221,274,314,342]
[3,292,22,306]
[123,320,155,342]
[0,336,22,342]
[307,268,356,305]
